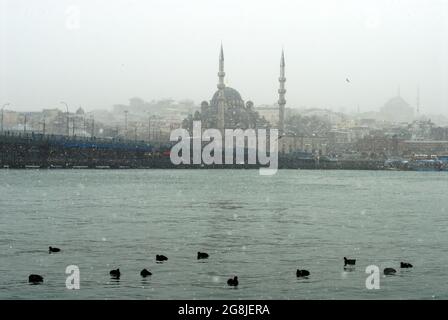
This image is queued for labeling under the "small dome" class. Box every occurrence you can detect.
[76,107,85,115]
[210,87,244,108]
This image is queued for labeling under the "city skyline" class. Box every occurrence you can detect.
[1,0,447,115]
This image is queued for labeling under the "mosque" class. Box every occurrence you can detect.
[185,45,285,134]
[183,45,328,155]
[379,90,414,123]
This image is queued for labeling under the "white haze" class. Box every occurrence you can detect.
[0,0,447,115]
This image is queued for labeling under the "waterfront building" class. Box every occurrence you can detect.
[398,140,448,156]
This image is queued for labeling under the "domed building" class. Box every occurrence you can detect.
[210,87,245,109]
[181,46,323,155]
[183,45,270,131]
[76,107,85,115]
[380,93,414,123]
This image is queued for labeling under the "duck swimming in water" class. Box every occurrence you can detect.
[49,246,61,253]
[344,257,356,266]
[227,276,239,287]
[197,252,209,260]
[296,269,310,277]
[110,268,121,279]
[400,262,413,268]
[156,255,168,262]
[140,269,152,277]
[28,274,44,284]
[384,268,397,275]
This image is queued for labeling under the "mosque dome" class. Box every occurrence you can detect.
[76,107,85,115]
[380,95,414,123]
[210,87,244,108]
[383,96,411,110]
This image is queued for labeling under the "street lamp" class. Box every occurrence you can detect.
[41,116,46,135]
[148,116,151,141]
[60,101,69,136]
[147,114,157,142]
[90,113,95,138]
[83,115,86,137]
[1,103,10,133]
[146,112,151,141]
[124,110,129,138]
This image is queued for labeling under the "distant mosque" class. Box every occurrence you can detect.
[182,45,286,133]
[379,88,414,123]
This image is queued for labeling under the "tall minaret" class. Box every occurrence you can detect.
[278,49,286,135]
[416,85,420,115]
[217,44,226,133]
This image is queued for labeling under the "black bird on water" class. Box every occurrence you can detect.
[29,274,44,284]
[296,269,310,277]
[384,268,397,275]
[227,276,238,287]
[156,255,168,262]
[49,246,61,253]
[400,262,413,268]
[197,252,209,260]
[140,269,152,277]
[344,257,356,266]
[110,268,121,279]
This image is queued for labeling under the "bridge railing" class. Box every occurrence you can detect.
[0,130,158,151]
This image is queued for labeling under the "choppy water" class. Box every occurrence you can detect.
[0,169,447,299]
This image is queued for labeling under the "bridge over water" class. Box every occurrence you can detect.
[0,131,172,168]
[0,131,385,170]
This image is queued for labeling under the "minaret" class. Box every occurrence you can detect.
[416,85,420,115]
[217,44,226,133]
[278,50,286,135]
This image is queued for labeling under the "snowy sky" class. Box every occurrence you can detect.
[1,0,447,115]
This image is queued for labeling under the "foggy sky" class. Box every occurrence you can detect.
[1,0,447,115]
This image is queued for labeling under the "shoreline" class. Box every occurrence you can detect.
[1,134,446,171]
[0,165,443,171]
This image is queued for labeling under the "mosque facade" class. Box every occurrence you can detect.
[183,45,328,155]
[193,45,276,131]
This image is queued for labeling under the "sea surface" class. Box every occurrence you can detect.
[0,169,447,299]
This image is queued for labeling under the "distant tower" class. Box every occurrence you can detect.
[217,44,226,133]
[416,85,420,115]
[278,50,286,135]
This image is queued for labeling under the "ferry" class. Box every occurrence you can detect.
[384,158,408,170]
[407,154,446,171]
